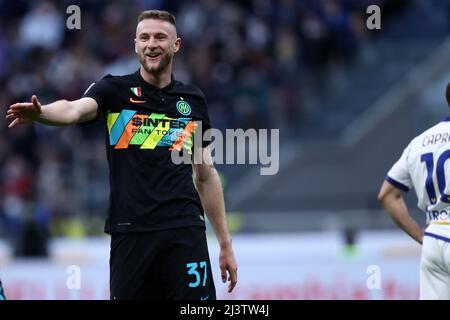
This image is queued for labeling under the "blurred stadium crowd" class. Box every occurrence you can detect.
[0,0,411,255]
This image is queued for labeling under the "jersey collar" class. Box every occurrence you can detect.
[135,69,176,93]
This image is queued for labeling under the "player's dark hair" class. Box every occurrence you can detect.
[138,10,176,27]
[446,82,450,107]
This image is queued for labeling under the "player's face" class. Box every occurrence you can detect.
[135,19,180,75]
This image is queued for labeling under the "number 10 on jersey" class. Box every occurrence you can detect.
[421,151,450,204]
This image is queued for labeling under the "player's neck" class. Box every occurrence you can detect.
[140,67,172,88]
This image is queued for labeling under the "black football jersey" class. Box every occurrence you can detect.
[83,70,211,234]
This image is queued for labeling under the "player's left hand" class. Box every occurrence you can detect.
[219,244,238,293]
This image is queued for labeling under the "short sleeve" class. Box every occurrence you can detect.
[82,75,114,113]
[386,143,413,192]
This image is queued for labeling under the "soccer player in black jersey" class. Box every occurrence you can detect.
[6,10,237,300]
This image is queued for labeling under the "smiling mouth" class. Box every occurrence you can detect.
[146,53,161,60]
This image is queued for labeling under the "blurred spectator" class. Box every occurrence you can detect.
[19,1,65,50]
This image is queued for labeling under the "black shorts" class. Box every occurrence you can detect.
[109,226,216,300]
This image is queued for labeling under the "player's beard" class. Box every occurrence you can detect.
[139,50,173,75]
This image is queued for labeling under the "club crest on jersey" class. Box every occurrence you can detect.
[130,87,142,97]
[176,98,191,116]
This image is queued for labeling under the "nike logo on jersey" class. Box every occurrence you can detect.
[129,97,146,104]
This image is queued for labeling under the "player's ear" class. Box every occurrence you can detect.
[173,37,181,53]
[134,38,138,53]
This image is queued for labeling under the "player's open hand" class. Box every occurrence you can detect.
[219,245,238,293]
[6,95,42,128]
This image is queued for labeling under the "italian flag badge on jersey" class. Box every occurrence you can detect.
[130,87,142,97]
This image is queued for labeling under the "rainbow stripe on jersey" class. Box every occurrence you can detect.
[106,110,196,152]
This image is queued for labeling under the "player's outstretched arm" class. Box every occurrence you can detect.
[192,147,238,293]
[6,95,98,128]
[378,180,423,244]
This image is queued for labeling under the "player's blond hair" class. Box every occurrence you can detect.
[137,10,176,27]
